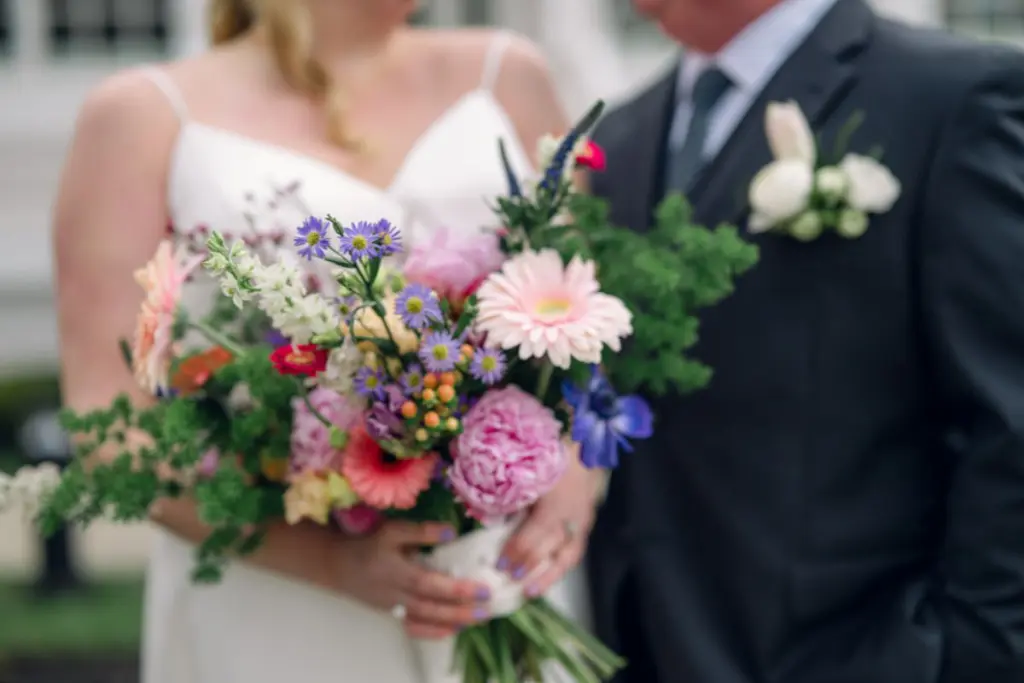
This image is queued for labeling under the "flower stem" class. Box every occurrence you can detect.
[190,321,246,357]
[535,362,555,401]
[297,380,333,428]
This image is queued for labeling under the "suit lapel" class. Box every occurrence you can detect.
[688,0,875,227]
[614,69,677,233]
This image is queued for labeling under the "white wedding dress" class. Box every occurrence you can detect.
[139,34,591,683]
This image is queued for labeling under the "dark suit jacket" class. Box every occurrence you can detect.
[586,1,1024,682]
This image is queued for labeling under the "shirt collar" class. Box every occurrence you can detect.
[677,0,841,99]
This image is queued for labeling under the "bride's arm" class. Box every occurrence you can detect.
[51,71,336,590]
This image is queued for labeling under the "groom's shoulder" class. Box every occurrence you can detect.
[591,69,674,150]
[869,18,1024,100]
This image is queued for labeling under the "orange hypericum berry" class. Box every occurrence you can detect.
[445,417,460,432]
[460,344,474,358]
[437,385,455,402]
[400,401,418,419]
[424,412,441,429]
[415,428,429,442]
[440,372,456,386]
[422,388,436,402]
[423,373,439,389]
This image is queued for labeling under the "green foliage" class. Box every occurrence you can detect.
[498,190,759,397]
[37,349,303,582]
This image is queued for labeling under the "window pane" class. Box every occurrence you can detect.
[463,0,492,26]
[0,0,10,56]
[48,0,168,57]
[945,0,1024,41]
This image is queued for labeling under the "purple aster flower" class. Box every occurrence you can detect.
[395,283,442,329]
[418,331,460,373]
[373,219,402,257]
[293,216,330,260]
[353,367,387,400]
[366,386,407,440]
[469,348,505,385]
[562,365,653,469]
[339,221,379,260]
[400,364,425,395]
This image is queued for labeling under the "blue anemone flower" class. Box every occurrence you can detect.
[562,365,653,469]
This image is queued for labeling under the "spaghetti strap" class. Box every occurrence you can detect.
[480,31,514,91]
[140,68,190,122]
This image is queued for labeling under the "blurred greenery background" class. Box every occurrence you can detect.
[0,372,144,682]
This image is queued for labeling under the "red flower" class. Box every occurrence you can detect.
[269,344,329,377]
[575,140,606,172]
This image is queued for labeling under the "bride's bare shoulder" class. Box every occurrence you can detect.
[414,27,551,87]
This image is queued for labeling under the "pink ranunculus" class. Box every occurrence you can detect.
[290,388,363,475]
[449,386,567,521]
[402,228,505,303]
[333,504,384,536]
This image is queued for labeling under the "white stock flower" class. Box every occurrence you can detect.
[748,159,814,229]
[839,154,901,213]
[836,209,869,239]
[317,339,364,395]
[765,101,816,164]
[0,463,62,517]
[815,166,848,200]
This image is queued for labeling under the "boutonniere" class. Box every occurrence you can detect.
[747,101,901,241]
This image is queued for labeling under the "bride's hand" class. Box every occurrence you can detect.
[332,520,493,639]
[499,449,601,598]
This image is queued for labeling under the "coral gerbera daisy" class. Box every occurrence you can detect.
[131,241,204,394]
[341,426,436,510]
[474,249,633,369]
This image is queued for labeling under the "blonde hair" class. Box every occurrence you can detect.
[207,0,355,147]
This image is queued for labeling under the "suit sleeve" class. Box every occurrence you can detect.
[920,53,1024,682]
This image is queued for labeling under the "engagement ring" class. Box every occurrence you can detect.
[391,603,407,621]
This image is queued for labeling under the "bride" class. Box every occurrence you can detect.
[52,0,601,681]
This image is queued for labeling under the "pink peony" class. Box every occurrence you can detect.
[449,386,567,521]
[333,504,384,535]
[290,388,363,475]
[402,228,505,303]
[131,241,203,393]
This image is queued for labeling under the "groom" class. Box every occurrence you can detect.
[586,0,1024,681]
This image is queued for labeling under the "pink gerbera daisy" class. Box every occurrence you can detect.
[474,249,633,369]
[131,241,203,394]
[341,426,436,510]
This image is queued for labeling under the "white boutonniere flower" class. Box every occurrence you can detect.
[748,101,901,241]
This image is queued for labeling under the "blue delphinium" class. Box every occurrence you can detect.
[562,365,653,469]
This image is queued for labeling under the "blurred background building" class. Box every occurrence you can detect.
[0,0,1020,677]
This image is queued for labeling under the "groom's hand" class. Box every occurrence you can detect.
[499,449,600,598]
[333,521,493,639]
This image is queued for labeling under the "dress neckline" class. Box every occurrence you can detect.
[173,89,528,200]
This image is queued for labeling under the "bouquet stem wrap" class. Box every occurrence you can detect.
[413,517,524,683]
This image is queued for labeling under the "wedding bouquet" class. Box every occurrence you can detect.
[32,101,759,683]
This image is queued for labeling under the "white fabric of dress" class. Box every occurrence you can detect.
[138,34,592,683]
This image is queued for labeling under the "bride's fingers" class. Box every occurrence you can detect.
[403,592,489,630]
[500,516,565,579]
[523,540,584,599]
[399,562,491,605]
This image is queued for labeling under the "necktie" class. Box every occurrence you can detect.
[664,67,733,194]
